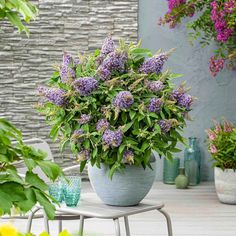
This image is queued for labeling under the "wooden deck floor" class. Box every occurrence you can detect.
[2,182,236,236]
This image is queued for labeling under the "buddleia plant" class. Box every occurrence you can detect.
[37,36,194,178]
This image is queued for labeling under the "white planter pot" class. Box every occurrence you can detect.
[214,167,236,204]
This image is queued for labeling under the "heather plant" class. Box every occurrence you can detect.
[37,37,194,178]
[159,0,236,77]
[206,119,236,170]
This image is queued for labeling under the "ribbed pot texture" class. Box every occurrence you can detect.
[215,167,236,204]
[88,161,157,206]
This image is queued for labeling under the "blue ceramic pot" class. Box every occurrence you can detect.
[88,158,157,206]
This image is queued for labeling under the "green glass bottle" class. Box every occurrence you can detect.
[184,137,201,186]
[163,157,180,184]
[175,168,188,189]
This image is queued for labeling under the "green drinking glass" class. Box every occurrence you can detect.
[48,181,64,203]
[63,175,81,207]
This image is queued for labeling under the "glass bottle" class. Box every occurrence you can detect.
[184,137,201,186]
[163,157,180,184]
[175,167,188,189]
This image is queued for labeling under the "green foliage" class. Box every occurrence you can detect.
[0,0,38,35]
[206,119,236,170]
[37,39,193,178]
[0,118,63,219]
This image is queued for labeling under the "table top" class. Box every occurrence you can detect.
[55,193,164,219]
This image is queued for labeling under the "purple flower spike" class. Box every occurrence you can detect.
[113,91,134,109]
[96,119,110,132]
[97,67,111,81]
[101,36,115,55]
[140,53,168,74]
[74,58,81,66]
[38,86,67,107]
[63,52,73,66]
[72,129,84,143]
[78,149,90,161]
[171,89,193,110]
[78,114,91,124]
[177,93,193,110]
[146,80,164,93]
[97,51,127,81]
[158,120,172,133]
[123,150,134,164]
[73,77,98,96]
[102,129,123,148]
[60,65,76,83]
[148,98,163,113]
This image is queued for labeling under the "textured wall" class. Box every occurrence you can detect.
[139,0,236,181]
[0,0,138,166]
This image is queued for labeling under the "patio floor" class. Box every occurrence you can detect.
[2,182,236,236]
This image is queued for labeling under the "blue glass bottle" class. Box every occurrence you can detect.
[184,137,201,186]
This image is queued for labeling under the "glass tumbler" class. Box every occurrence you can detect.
[63,175,81,207]
[48,181,64,203]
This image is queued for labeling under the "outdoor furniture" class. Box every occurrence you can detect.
[38,192,173,236]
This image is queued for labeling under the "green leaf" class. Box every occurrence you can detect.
[6,11,28,34]
[129,110,136,120]
[141,141,150,152]
[0,182,26,201]
[37,160,62,181]
[0,190,12,214]
[168,73,184,79]
[25,172,48,191]
[0,0,6,8]
[16,188,36,212]
[34,189,55,220]
[80,160,87,173]
[49,122,61,140]
[109,162,120,179]
[122,121,133,133]
[83,139,90,149]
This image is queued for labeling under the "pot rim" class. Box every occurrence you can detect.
[214,166,236,172]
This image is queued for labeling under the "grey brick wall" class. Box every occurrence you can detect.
[0,0,138,166]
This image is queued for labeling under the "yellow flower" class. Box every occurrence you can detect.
[0,224,18,236]
[58,230,71,236]
[39,232,50,236]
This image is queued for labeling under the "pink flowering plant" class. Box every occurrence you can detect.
[206,119,236,170]
[37,37,194,177]
[159,0,236,77]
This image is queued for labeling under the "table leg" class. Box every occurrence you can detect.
[124,216,131,236]
[113,218,121,236]
[58,220,62,234]
[158,209,173,236]
[79,215,85,236]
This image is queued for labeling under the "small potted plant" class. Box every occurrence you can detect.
[37,36,193,206]
[206,119,236,204]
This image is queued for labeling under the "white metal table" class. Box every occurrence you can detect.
[33,193,173,236]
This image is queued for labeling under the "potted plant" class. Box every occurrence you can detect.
[37,36,193,206]
[206,119,236,204]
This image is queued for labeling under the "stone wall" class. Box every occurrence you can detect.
[0,0,138,166]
